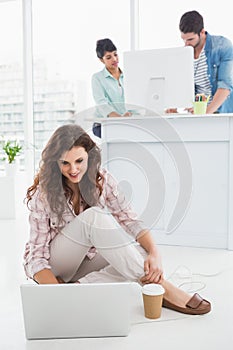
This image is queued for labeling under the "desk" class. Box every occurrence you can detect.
[99,114,233,250]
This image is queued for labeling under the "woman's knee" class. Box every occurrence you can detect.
[79,206,102,221]
[66,206,101,229]
[79,206,118,230]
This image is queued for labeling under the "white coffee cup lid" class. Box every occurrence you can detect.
[142,284,165,296]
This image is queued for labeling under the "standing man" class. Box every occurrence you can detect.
[179,10,233,113]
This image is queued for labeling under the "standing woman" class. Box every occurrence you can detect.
[91,38,132,137]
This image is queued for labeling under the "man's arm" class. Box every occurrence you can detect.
[206,88,230,114]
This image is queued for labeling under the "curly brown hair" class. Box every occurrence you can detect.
[26,124,103,223]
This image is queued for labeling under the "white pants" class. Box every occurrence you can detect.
[49,207,147,283]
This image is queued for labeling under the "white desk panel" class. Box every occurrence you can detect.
[100,115,233,250]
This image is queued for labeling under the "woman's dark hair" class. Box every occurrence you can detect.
[26,124,104,224]
[179,10,204,35]
[96,38,117,58]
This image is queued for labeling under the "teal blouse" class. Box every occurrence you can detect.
[91,67,127,117]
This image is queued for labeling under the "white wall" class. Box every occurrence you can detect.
[138,0,233,49]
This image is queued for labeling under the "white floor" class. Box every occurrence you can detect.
[1,200,233,350]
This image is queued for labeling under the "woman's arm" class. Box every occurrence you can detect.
[103,170,163,283]
[33,269,59,284]
[24,191,56,282]
[92,74,116,117]
[137,230,164,284]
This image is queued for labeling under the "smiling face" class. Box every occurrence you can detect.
[58,146,88,185]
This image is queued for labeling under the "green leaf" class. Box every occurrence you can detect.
[1,140,22,164]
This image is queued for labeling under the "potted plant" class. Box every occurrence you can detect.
[1,139,22,177]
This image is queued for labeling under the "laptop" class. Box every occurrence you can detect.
[20,282,132,340]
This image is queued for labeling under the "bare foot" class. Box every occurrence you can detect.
[160,280,191,308]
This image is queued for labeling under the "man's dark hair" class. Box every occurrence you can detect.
[179,10,204,34]
[96,38,117,58]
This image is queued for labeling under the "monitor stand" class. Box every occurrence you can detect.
[146,76,165,116]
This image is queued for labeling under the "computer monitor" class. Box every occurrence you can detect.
[123,46,194,115]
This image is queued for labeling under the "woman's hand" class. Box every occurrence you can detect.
[34,268,60,284]
[137,230,164,284]
[165,108,178,114]
[123,111,132,117]
[140,252,164,284]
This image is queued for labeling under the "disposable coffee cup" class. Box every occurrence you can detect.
[193,101,207,115]
[142,284,165,319]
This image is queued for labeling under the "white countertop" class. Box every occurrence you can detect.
[86,113,233,122]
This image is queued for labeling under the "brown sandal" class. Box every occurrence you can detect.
[162,293,211,315]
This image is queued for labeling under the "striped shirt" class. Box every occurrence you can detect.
[194,49,212,102]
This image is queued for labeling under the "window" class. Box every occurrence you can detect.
[32,0,130,169]
[0,0,23,172]
[138,0,233,49]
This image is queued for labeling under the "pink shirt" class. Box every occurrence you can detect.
[23,169,145,279]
